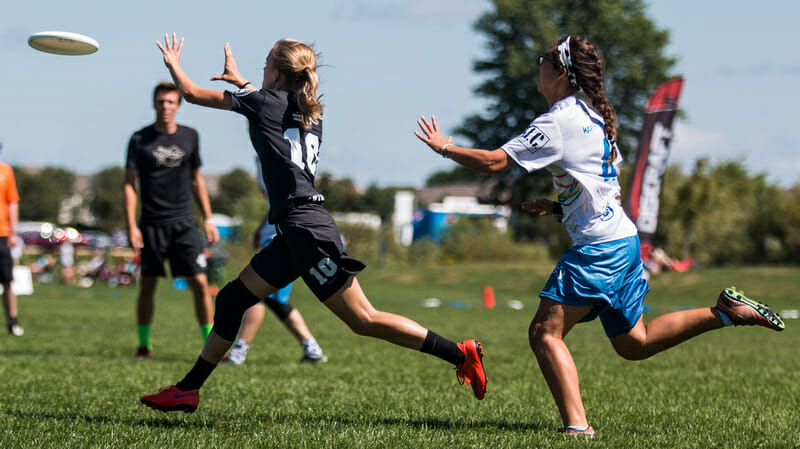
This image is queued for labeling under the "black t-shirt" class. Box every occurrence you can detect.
[228,88,323,223]
[126,124,201,225]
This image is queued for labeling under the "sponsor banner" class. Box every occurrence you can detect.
[625,78,684,255]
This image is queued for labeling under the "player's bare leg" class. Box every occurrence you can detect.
[529,298,593,429]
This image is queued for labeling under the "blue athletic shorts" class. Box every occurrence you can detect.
[539,235,649,337]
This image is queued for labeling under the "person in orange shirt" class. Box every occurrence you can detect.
[0,161,22,336]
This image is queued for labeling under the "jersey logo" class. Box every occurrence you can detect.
[233,88,256,97]
[600,205,614,222]
[153,145,185,167]
[521,125,550,152]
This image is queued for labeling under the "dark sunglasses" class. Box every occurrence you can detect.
[538,54,557,67]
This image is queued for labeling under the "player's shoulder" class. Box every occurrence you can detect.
[131,124,154,138]
[175,124,199,137]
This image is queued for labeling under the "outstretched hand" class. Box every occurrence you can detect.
[414,115,452,155]
[156,33,183,69]
[210,43,245,86]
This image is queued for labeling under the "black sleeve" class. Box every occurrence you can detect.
[125,134,138,170]
[228,88,264,119]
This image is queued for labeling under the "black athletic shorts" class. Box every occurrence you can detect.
[139,221,207,277]
[250,203,365,301]
[0,237,13,283]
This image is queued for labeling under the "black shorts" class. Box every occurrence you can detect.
[0,237,13,283]
[250,204,365,301]
[140,221,207,277]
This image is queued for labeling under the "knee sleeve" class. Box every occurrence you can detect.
[264,295,295,321]
[213,279,262,341]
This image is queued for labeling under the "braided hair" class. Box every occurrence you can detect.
[547,35,617,150]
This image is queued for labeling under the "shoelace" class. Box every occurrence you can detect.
[455,365,471,386]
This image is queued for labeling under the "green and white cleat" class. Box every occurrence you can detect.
[716,287,785,331]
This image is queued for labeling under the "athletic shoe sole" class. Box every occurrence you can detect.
[140,400,197,414]
[560,425,595,437]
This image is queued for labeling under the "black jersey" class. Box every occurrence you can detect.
[126,124,201,225]
[228,88,323,223]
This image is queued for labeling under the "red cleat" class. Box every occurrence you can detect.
[135,346,152,359]
[456,339,487,400]
[140,385,199,413]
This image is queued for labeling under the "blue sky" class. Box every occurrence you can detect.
[1,0,798,188]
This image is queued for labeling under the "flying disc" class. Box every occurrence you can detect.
[28,31,99,55]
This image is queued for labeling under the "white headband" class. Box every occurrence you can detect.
[557,36,579,89]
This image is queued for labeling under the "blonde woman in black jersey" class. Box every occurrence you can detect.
[140,34,487,413]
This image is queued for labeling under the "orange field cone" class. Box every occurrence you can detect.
[483,285,496,309]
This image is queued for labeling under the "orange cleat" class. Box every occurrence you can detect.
[455,339,487,400]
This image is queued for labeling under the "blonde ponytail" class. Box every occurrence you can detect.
[270,39,324,129]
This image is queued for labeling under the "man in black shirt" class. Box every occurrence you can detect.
[124,82,219,359]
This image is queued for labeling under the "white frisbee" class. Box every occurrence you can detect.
[28,31,99,55]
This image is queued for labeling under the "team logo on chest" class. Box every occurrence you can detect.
[153,145,185,167]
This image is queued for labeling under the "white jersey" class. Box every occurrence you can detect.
[502,95,637,245]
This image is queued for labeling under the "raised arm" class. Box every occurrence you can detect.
[156,33,234,110]
[414,115,513,174]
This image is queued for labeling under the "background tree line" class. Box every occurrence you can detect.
[12,159,800,266]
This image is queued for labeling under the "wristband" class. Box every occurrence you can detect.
[239,81,252,89]
[440,143,453,158]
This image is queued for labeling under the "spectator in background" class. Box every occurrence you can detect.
[59,240,75,285]
[0,157,22,336]
[124,81,220,359]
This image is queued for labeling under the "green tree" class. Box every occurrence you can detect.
[461,0,675,156]
[15,166,75,222]
[655,159,800,265]
[361,184,406,222]
[212,168,258,216]
[426,166,487,186]
[89,166,126,231]
[315,172,361,212]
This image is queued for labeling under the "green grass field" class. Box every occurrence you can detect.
[1,263,798,448]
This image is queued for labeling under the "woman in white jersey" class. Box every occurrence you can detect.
[416,35,784,436]
[140,34,487,413]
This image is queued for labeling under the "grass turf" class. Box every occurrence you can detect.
[0,263,798,448]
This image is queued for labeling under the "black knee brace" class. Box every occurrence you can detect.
[264,295,295,321]
[213,279,262,341]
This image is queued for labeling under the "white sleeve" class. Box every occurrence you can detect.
[501,114,563,173]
